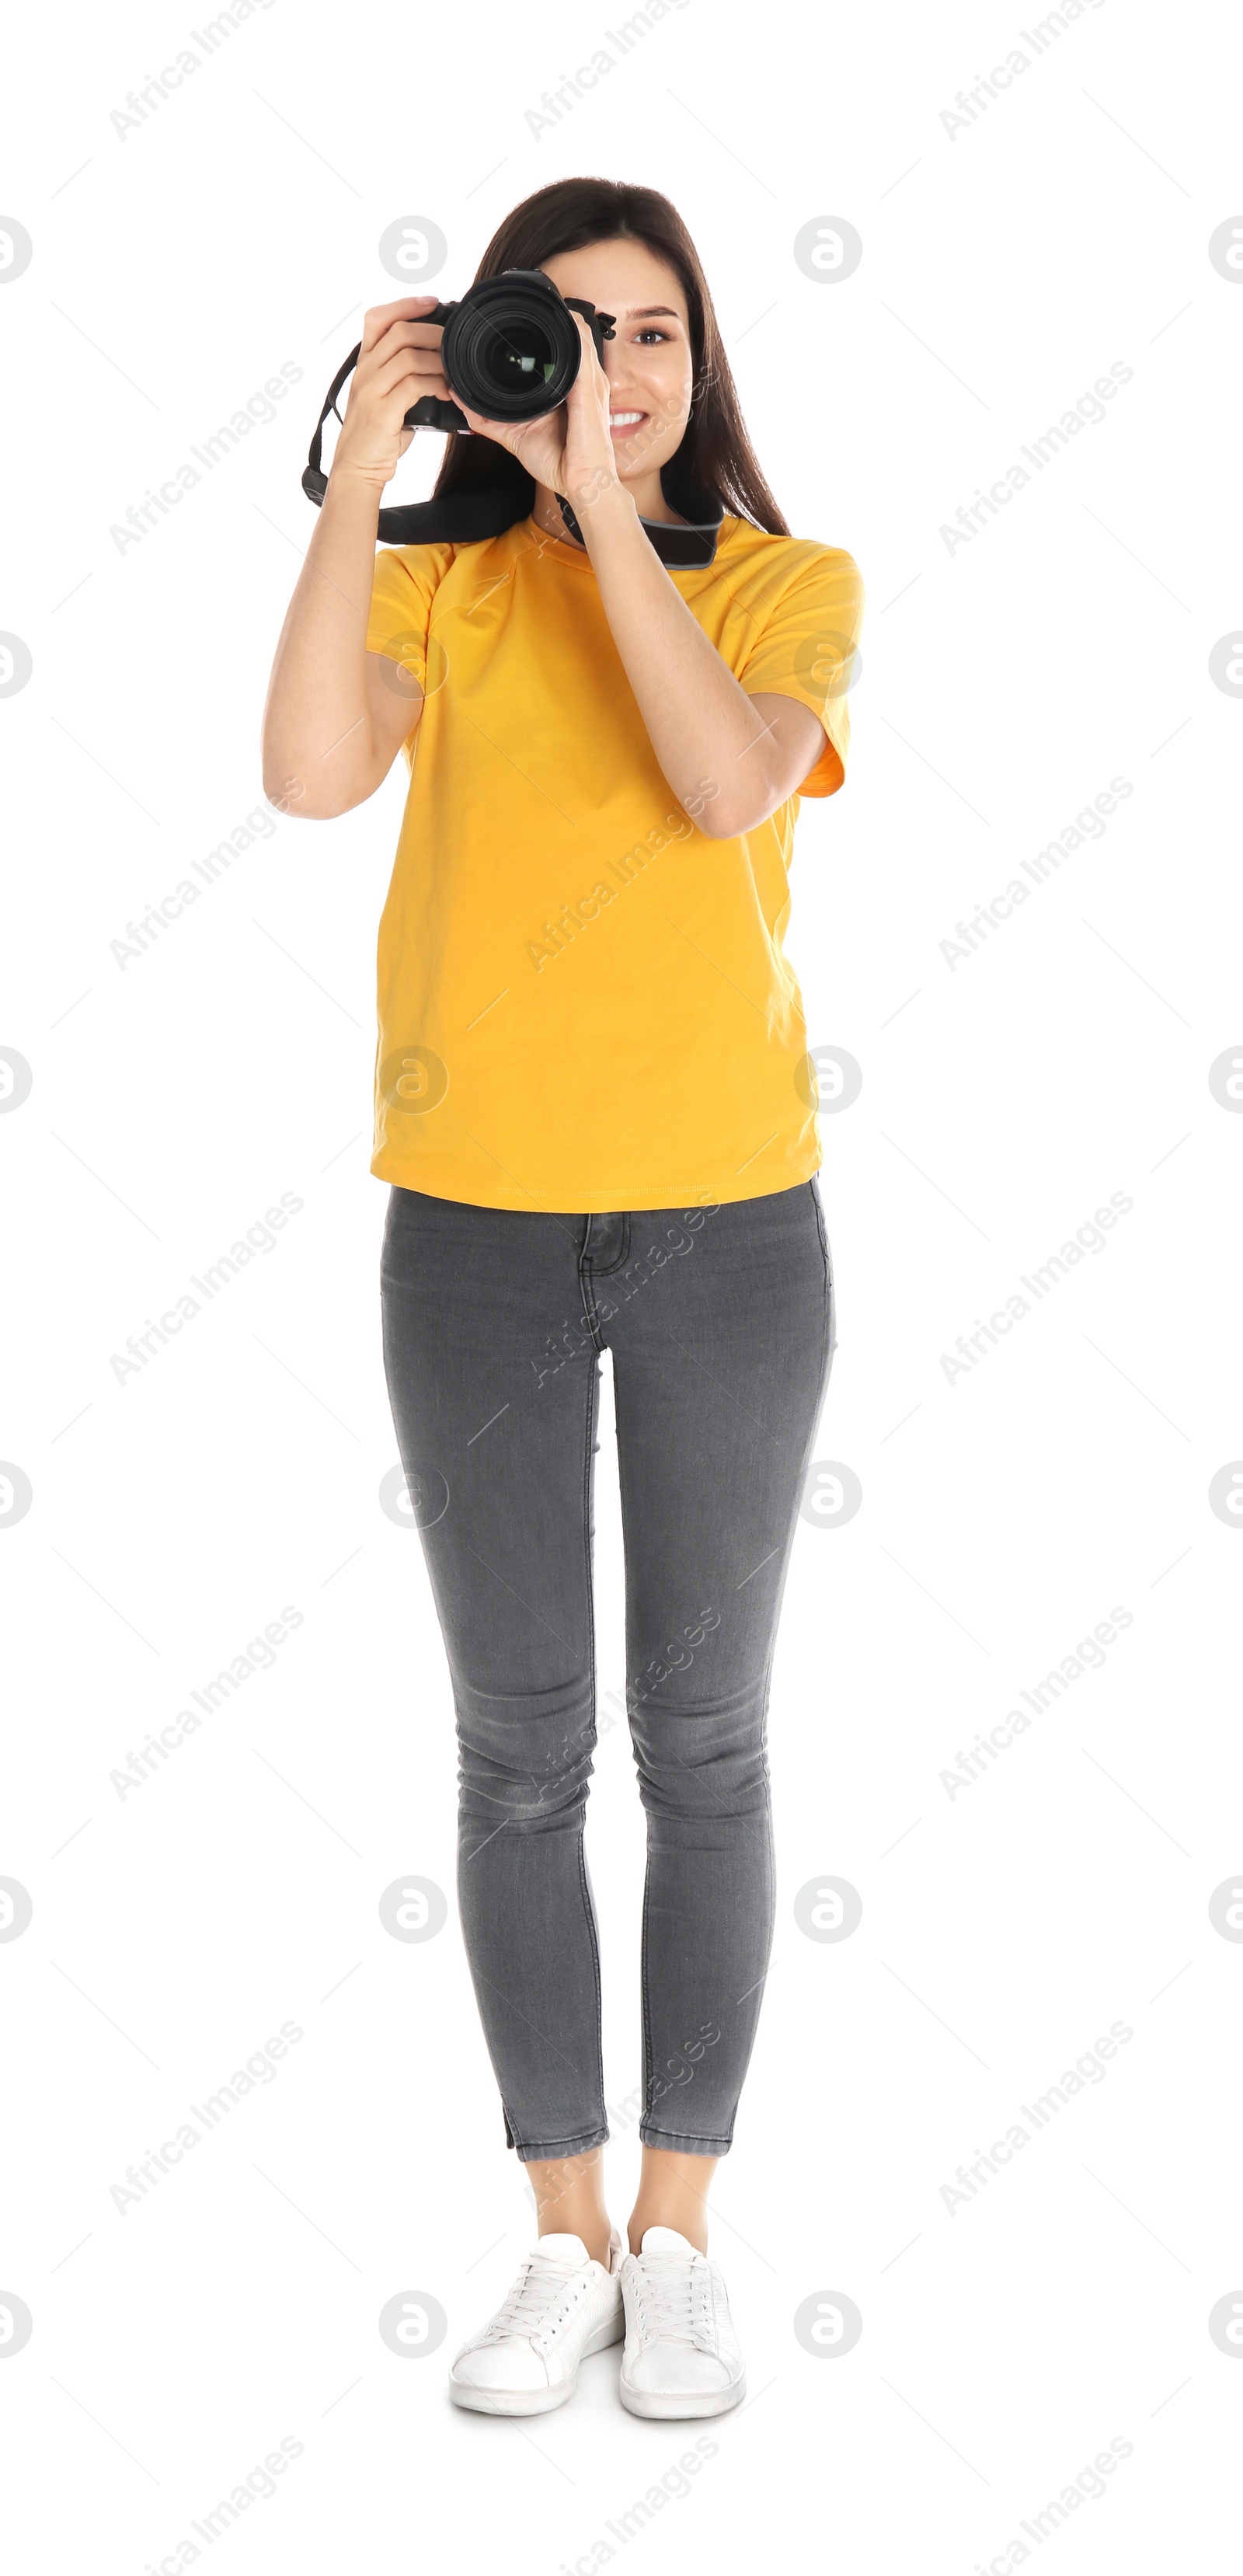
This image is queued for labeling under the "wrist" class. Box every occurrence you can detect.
[323,461,388,513]
[571,474,639,551]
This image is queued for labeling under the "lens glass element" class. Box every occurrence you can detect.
[479,321,556,393]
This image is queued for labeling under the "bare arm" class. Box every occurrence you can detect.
[576,481,827,837]
[260,295,451,820]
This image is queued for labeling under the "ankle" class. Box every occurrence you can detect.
[538,2215,612,2267]
[627,2214,708,2257]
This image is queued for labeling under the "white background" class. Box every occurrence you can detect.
[2,1,1241,2569]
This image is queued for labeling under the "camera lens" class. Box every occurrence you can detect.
[479,321,557,396]
[442,274,583,420]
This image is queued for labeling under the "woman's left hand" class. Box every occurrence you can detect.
[457,312,622,514]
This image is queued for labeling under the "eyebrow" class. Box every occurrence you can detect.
[621,305,681,320]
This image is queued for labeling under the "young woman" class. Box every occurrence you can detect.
[262,177,862,2422]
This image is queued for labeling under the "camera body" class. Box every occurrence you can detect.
[403,270,616,434]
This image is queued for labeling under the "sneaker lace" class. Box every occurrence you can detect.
[635,2253,715,2348]
[486,2250,585,2344]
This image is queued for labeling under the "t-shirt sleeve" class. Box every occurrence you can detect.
[737,546,865,798]
[364,544,454,688]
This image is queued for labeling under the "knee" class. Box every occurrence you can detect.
[455,1692,596,1829]
[628,1699,769,1820]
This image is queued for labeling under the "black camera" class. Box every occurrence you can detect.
[402,270,616,434]
[301,268,720,564]
[303,273,615,524]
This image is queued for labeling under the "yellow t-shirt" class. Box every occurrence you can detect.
[364,511,863,1212]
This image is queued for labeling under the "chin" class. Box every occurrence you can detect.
[618,446,667,479]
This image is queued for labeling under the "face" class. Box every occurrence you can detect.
[539,238,694,485]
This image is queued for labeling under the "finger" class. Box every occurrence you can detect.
[364,315,444,372]
[563,317,607,407]
[574,310,607,377]
[359,295,440,354]
[456,401,510,439]
[368,347,448,401]
[456,403,527,455]
[399,381,451,413]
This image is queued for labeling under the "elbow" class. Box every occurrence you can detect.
[687,786,741,841]
[697,799,767,841]
[688,773,784,840]
[260,745,307,817]
[261,767,333,821]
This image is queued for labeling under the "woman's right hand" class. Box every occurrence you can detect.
[329,296,449,493]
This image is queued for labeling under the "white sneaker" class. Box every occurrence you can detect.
[449,2227,624,2416]
[618,2226,747,2418]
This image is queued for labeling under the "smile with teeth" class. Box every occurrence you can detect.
[609,409,647,432]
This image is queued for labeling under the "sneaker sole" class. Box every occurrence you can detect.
[449,2309,624,2416]
[618,2369,747,2421]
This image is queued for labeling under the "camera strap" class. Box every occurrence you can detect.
[554,473,723,568]
[302,347,724,566]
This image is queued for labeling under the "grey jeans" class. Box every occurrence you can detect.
[380,1178,835,2159]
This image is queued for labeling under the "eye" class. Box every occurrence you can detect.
[634,327,670,345]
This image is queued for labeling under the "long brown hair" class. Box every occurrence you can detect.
[431,177,789,535]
